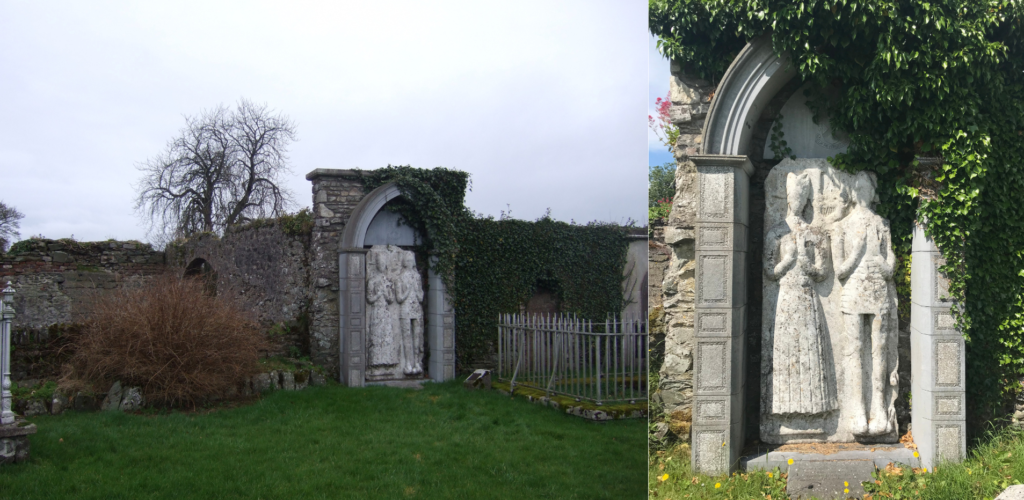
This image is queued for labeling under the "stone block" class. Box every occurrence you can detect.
[663,226,694,245]
[0,421,36,465]
[690,424,733,474]
[695,223,748,253]
[281,371,296,391]
[911,386,965,422]
[669,106,691,124]
[694,306,745,339]
[693,334,744,397]
[911,250,952,306]
[23,400,47,417]
[909,330,964,392]
[909,302,957,337]
[119,387,144,411]
[695,164,751,225]
[909,220,940,253]
[786,460,874,500]
[694,251,747,308]
[310,371,327,386]
[252,373,273,393]
[101,381,123,411]
[670,75,702,105]
[913,417,966,469]
[996,485,1024,500]
[51,391,68,415]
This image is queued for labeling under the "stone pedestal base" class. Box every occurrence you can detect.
[742,442,919,471]
[0,419,37,465]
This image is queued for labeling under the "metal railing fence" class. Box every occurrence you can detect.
[496,313,647,405]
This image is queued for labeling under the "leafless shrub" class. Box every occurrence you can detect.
[66,274,267,407]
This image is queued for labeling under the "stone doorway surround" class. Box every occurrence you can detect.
[335,181,456,387]
[689,34,965,473]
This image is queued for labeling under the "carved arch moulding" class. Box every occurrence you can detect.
[337,182,455,387]
[687,35,964,474]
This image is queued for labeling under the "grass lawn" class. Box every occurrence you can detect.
[649,426,1024,499]
[1,380,645,499]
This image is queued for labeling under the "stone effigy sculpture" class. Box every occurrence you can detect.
[833,171,898,438]
[762,158,898,443]
[366,245,425,380]
[396,252,425,376]
[366,247,397,379]
[763,172,838,420]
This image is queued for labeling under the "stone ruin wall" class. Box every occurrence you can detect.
[0,239,166,333]
[1,172,371,383]
[654,61,709,441]
[305,170,369,378]
[166,223,312,360]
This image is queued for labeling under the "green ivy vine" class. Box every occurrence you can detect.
[361,166,632,369]
[651,0,1024,423]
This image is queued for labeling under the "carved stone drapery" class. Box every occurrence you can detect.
[366,245,424,381]
[761,159,898,444]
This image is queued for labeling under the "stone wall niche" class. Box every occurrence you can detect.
[760,159,899,444]
[337,181,455,387]
[682,33,966,474]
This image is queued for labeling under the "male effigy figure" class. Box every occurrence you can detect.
[833,171,898,437]
[396,251,424,376]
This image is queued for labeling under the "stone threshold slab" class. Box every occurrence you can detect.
[365,379,429,389]
[742,442,920,471]
[785,459,874,499]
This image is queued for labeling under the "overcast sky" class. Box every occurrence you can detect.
[648,34,672,168]
[0,1,647,244]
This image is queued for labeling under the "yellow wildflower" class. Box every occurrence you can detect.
[787,458,794,465]
[913,451,919,458]
[715,483,721,489]
[660,474,669,482]
[844,481,849,487]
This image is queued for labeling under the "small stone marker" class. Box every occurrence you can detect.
[786,460,874,499]
[463,369,491,390]
[997,484,1024,500]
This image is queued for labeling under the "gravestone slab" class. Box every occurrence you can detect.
[786,460,874,499]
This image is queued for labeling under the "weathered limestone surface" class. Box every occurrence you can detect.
[168,222,310,334]
[761,159,899,444]
[306,170,367,377]
[655,62,712,442]
[0,239,165,332]
[366,245,424,381]
[0,420,35,465]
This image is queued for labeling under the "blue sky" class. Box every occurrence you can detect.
[0,1,647,243]
[649,34,674,168]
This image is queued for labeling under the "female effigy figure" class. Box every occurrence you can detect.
[366,248,397,369]
[396,251,425,376]
[764,172,838,416]
[834,170,898,437]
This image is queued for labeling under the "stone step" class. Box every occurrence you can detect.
[785,459,875,500]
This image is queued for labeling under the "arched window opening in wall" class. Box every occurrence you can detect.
[183,258,217,296]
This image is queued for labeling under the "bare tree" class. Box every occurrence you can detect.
[0,201,24,252]
[135,99,296,240]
